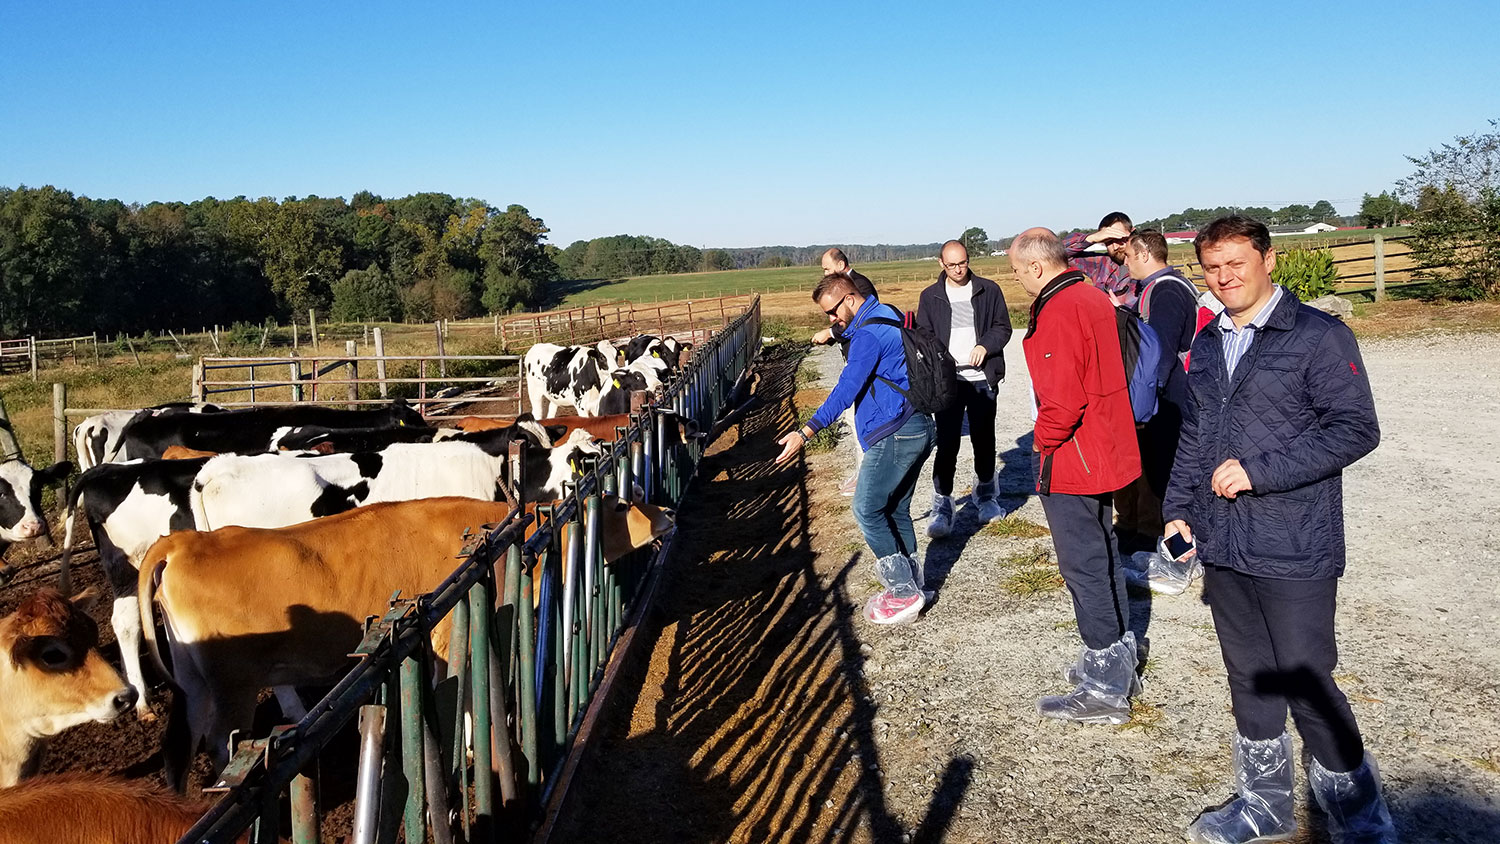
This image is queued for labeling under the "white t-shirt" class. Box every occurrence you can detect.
[944,280,986,383]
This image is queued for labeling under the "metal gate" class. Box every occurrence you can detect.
[176,296,761,844]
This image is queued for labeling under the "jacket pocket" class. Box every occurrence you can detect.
[1238,488,1317,562]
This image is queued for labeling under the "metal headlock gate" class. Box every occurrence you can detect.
[176,296,761,844]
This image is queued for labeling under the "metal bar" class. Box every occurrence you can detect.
[469,579,495,841]
[290,768,318,844]
[519,545,539,788]
[399,651,426,843]
[448,595,472,839]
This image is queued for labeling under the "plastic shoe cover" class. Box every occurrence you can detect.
[1187,733,1297,844]
[839,472,858,497]
[1061,658,1143,696]
[874,553,920,599]
[973,475,1006,523]
[1039,632,1136,724]
[864,588,925,625]
[1124,550,1203,595]
[926,493,954,538]
[1309,754,1398,844]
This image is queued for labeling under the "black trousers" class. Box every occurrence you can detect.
[1203,565,1366,772]
[933,379,997,496]
[1115,401,1183,546]
[1039,491,1128,650]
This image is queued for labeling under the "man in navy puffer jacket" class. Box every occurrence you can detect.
[1164,216,1396,844]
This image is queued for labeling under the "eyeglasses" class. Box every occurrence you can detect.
[823,294,849,317]
[942,260,969,270]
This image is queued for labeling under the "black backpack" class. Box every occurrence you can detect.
[863,313,959,415]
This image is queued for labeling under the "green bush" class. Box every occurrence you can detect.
[1271,248,1339,301]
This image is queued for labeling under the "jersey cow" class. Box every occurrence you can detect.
[0,589,135,787]
[0,458,74,585]
[0,773,234,844]
[141,495,673,784]
[109,399,426,462]
[523,341,648,418]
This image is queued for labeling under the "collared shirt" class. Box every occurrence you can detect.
[1219,285,1285,378]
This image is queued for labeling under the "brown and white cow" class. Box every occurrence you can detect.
[0,773,237,844]
[140,495,673,785]
[455,412,702,448]
[0,589,135,787]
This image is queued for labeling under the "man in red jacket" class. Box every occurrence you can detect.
[1012,227,1143,724]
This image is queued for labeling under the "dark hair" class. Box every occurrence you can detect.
[1194,215,1272,258]
[1128,229,1169,263]
[812,272,858,303]
[1099,211,1132,230]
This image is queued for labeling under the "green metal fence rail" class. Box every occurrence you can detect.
[175,296,763,844]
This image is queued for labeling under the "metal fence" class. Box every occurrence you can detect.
[175,295,762,844]
[498,295,751,350]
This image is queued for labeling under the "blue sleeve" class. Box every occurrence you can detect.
[1162,334,1211,524]
[1239,325,1380,492]
[809,329,878,432]
[1146,284,1194,387]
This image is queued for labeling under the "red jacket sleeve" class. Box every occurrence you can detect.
[1031,300,1088,453]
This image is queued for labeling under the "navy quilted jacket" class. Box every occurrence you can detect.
[1161,288,1379,579]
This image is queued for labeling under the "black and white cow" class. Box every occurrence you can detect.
[622,335,689,372]
[57,457,209,716]
[73,403,224,471]
[109,399,426,462]
[0,458,73,584]
[524,341,625,418]
[190,427,601,531]
[274,424,443,454]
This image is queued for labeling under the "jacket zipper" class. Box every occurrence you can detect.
[1073,437,1091,474]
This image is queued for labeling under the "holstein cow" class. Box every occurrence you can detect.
[622,334,690,373]
[73,403,223,471]
[0,589,135,787]
[0,773,237,844]
[524,341,649,419]
[58,459,209,717]
[108,398,426,461]
[141,495,673,784]
[0,458,74,585]
[190,426,591,531]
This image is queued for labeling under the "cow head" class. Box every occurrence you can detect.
[598,495,674,564]
[596,370,650,416]
[388,398,427,428]
[0,588,135,759]
[0,459,71,546]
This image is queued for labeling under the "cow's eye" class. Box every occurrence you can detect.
[37,642,73,670]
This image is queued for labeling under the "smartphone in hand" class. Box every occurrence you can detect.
[1161,532,1197,562]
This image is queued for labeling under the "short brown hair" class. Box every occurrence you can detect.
[1195,215,1272,258]
[1128,229,1169,263]
[812,272,857,303]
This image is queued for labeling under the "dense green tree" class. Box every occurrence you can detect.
[702,249,735,271]
[959,226,988,256]
[330,265,403,322]
[1357,192,1412,228]
[1399,120,1500,296]
[1309,200,1338,222]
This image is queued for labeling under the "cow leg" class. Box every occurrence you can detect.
[273,685,308,722]
[100,539,154,719]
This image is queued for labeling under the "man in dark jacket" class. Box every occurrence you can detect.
[1012,227,1142,725]
[915,240,1012,536]
[1115,229,1202,567]
[1164,216,1395,844]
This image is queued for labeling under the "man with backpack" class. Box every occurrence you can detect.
[915,240,1012,537]
[811,248,878,497]
[1115,229,1204,569]
[776,272,936,625]
[1011,227,1142,724]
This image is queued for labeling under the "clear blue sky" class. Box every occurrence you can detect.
[3,1,1497,248]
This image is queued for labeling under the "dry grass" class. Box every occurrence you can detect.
[980,516,1050,540]
[1120,701,1165,731]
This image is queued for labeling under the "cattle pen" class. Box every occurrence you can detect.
[169,296,761,844]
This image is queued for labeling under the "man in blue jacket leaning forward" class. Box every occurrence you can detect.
[1164,216,1396,844]
[776,272,935,625]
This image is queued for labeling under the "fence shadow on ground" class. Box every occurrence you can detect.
[554,342,971,843]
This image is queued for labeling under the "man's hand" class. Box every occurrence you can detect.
[1164,519,1194,544]
[968,345,986,367]
[812,327,833,345]
[1086,223,1131,244]
[1211,459,1253,499]
[775,429,809,464]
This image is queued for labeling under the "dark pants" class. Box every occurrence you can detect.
[1115,401,1182,546]
[933,379,997,495]
[1203,565,1365,772]
[1039,491,1128,650]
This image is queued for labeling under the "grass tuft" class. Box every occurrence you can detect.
[795,407,841,453]
[1120,701,1165,731]
[1000,546,1052,569]
[980,516,1050,539]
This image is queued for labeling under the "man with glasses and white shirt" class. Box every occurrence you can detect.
[915,240,1012,536]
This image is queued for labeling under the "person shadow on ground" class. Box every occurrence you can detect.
[919,431,1036,598]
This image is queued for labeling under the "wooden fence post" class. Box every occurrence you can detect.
[374,327,388,398]
[29,337,37,381]
[293,322,299,350]
[1374,234,1386,302]
[346,340,359,409]
[0,396,23,461]
[52,382,67,487]
[435,322,447,378]
[309,309,319,351]
[191,362,205,403]
[92,332,100,366]
[290,360,304,402]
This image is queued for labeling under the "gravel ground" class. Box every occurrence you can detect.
[802,330,1500,844]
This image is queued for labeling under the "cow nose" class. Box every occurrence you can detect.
[15,519,44,539]
[113,687,139,715]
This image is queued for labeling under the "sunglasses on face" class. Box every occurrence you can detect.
[823,294,849,317]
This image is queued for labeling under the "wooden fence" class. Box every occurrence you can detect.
[498,295,752,350]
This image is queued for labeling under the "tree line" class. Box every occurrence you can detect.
[1136,200,1344,233]
[0,187,556,338]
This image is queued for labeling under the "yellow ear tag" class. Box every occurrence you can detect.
[570,459,578,473]
[652,350,660,357]
[613,378,622,388]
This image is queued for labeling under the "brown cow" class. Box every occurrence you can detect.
[0,589,135,787]
[0,773,244,844]
[140,495,672,785]
[160,445,218,460]
[454,413,700,446]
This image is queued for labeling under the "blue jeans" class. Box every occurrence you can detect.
[853,413,935,560]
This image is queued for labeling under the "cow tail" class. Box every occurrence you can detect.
[58,474,94,595]
[189,478,212,531]
[139,558,173,682]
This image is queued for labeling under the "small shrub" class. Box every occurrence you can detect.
[1120,701,1164,731]
[1271,248,1339,301]
[795,407,841,453]
[1002,565,1065,597]
[981,516,1050,539]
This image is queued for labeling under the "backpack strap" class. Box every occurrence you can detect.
[1139,272,1197,320]
[855,316,915,403]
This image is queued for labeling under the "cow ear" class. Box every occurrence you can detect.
[70,587,101,614]
[38,461,73,484]
[545,424,568,442]
[612,378,622,388]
